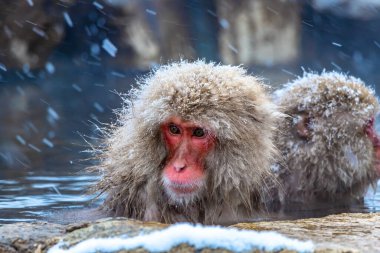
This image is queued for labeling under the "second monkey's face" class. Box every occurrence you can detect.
[160,116,216,205]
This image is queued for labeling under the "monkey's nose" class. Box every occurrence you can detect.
[173,163,186,172]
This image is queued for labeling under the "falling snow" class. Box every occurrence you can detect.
[281,68,297,77]
[72,84,82,92]
[26,0,34,6]
[1,0,380,239]
[219,18,229,29]
[47,107,60,126]
[227,43,238,54]
[28,144,41,153]
[90,44,100,55]
[110,71,125,78]
[93,1,104,10]
[16,135,26,145]
[331,61,342,71]
[45,62,55,74]
[63,12,74,28]
[93,102,105,113]
[32,27,46,38]
[102,38,118,57]
[332,42,342,47]
[145,9,157,15]
[42,138,54,148]
[0,63,7,72]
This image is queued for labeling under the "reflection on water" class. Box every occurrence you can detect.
[364,182,380,212]
[275,180,380,221]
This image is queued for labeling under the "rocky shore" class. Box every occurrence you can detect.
[1,212,379,253]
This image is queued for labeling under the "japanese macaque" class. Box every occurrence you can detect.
[93,61,281,224]
[274,72,380,206]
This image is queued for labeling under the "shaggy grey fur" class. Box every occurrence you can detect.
[274,72,379,205]
[93,60,281,224]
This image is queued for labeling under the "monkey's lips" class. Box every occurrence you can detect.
[168,183,200,194]
[162,176,203,198]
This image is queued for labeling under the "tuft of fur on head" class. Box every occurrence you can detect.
[274,71,379,203]
[92,60,281,224]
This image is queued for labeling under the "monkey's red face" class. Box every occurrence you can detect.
[365,117,380,176]
[295,114,380,177]
[296,114,380,177]
[161,117,215,203]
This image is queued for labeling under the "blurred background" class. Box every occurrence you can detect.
[1,0,380,223]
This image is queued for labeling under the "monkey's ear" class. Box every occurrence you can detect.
[295,114,311,139]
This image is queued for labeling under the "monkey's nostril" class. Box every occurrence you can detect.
[174,164,186,172]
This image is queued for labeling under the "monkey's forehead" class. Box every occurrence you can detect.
[114,61,283,142]
[142,60,267,95]
[131,61,278,119]
[274,71,379,117]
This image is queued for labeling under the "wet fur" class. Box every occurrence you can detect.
[93,61,281,224]
[274,72,379,204]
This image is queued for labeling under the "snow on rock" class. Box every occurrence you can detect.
[49,223,314,253]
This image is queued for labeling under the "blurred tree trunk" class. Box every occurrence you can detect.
[110,0,195,68]
[0,0,66,70]
[216,0,300,66]
[114,1,160,68]
[155,0,196,61]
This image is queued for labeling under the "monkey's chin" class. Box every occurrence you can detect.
[162,177,204,206]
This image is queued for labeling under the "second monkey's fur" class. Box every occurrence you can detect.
[93,61,281,224]
[274,72,379,204]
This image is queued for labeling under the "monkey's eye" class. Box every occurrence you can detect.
[193,128,206,138]
[169,124,181,135]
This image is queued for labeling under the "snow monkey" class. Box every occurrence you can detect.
[94,61,281,224]
[274,72,380,206]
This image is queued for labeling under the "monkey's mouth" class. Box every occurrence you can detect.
[162,177,203,201]
[168,183,199,194]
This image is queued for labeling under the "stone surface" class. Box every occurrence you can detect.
[61,218,168,249]
[234,213,380,252]
[0,213,379,252]
[0,222,64,253]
